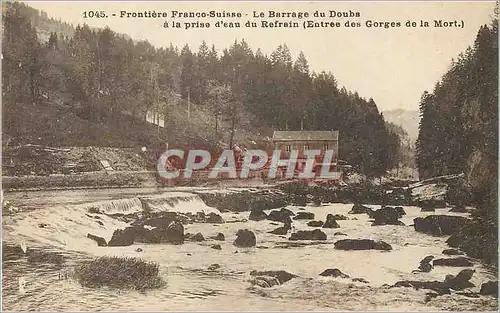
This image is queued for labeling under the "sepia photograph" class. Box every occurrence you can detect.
[1,0,498,311]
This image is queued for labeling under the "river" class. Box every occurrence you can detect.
[2,188,498,311]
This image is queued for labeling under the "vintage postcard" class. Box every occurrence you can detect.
[2,0,498,311]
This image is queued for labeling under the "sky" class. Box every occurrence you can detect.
[26,1,496,112]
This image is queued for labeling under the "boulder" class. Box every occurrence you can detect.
[208,263,221,270]
[234,229,256,247]
[319,268,350,278]
[293,212,315,220]
[348,203,373,215]
[86,233,107,247]
[394,206,407,216]
[187,232,205,242]
[334,232,348,236]
[211,244,222,250]
[479,281,498,297]
[443,269,475,290]
[250,270,297,286]
[214,232,225,241]
[108,227,141,246]
[433,257,473,267]
[329,214,349,220]
[289,229,327,241]
[267,209,294,224]
[369,207,405,226]
[307,220,324,227]
[442,248,464,255]
[391,280,451,295]
[334,239,392,251]
[249,207,268,221]
[109,221,184,245]
[413,215,470,235]
[269,223,291,235]
[322,214,341,228]
[206,212,224,224]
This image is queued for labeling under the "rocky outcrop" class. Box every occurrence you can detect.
[289,229,327,241]
[293,212,315,220]
[433,257,473,267]
[334,239,392,251]
[249,270,297,287]
[108,227,140,246]
[322,214,341,228]
[87,233,107,247]
[108,221,184,246]
[234,229,256,247]
[444,217,497,265]
[319,268,350,278]
[413,215,470,235]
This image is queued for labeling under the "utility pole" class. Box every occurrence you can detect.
[187,87,191,121]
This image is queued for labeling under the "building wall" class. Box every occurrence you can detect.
[273,140,338,159]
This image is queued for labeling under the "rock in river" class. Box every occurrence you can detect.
[348,203,373,215]
[322,214,341,228]
[249,270,297,287]
[289,229,327,241]
[267,208,294,224]
[234,229,256,247]
[480,281,498,297]
[86,233,107,247]
[293,211,315,220]
[307,220,324,227]
[413,215,470,235]
[319,268,350,278]
[433,257,473,267]
[442,248,464,255]
[334,239,392,251]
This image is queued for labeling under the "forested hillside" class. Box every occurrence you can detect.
[416,16,498,219]
[3,2,400,177]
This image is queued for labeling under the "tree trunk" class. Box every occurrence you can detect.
[229,114,236,148]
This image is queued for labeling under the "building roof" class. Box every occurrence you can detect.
[272,130,339,142]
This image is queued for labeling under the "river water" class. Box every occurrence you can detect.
[2,188,498,311]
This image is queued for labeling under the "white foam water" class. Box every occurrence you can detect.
[2,190,498,311]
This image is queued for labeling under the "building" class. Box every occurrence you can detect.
[272,130,339,157]
[271,130,340,179]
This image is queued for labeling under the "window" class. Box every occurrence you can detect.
[304,144,310,150]
[286,145,291,152]
[323,144,329,150]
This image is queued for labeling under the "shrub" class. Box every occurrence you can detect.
[74,256,164,291]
